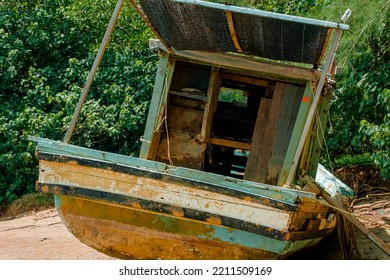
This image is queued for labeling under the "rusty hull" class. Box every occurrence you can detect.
[33,139,337,259]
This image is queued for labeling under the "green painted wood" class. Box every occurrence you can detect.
[139,52,171,159]
[277,81,313,186]
[29,136,168,171]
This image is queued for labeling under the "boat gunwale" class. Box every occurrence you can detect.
[38,151,300,212]
[38,183,334,241]
[29,136,318,201]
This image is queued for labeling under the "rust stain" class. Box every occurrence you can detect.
[172,209,184,217]
[243,196,251,202]
[265,227,273,233]
[56,195,281,260]
[40,185,49,193]
[206,216,222,225]
[131,202,142,209]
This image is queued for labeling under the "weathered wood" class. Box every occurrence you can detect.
[145,59,176,160]
[226,10,243,53]
[246,83,286,183]
[169,90,207,101]
[167,105,204,133]
[221,73,269,87]
[157,130,206,169]
[140,53,171,158]
[172,50,320,82]
[302,176,390,258]
[244,98,271,182]
[307,96,331,178]
[266,85,304,185]
[200,67,221,142]
[278,81,313,186]
[209,138,251,150]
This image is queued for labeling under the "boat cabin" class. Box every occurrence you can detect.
[137,0,348,187]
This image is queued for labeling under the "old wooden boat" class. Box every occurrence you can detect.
[30,0,353,259]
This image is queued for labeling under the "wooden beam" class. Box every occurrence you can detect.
[266,84,304,185]
[226,10,243,53]
[244,97,272,182]
[140,53,171,158]
[145,59,176,160]
[200,67,221,142]
[172,50,321,82]
[209,138,250,150]
[278,82,313,186]
[221,73,269,87]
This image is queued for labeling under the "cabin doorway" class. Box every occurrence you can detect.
[203,76,270,179]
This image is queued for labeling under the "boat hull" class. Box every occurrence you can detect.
[32,137,337,259]
[53,194,330,260]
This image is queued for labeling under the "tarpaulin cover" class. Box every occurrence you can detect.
[139,0,332,65]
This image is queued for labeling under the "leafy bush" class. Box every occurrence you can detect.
[0,0,156,205]
[326,2,389,178]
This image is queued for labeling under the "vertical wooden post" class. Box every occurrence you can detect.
[63,0,124,143]
[285,29,342,186]
[139,53,171,159]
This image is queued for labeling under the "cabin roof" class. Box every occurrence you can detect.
[139,0,349,65]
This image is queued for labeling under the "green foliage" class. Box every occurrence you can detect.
[0,0,156,204]
[208,0,325,15]
[326,1,389,178]
[0,0,389,206]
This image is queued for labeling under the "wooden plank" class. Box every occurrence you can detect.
[244,98,271,182]
[169,90,207,101]
[145,58,176,160]
[255,83,287,183]
[209,138,251,150]
[140,53,171,158]
[30,136,313,203]
[172,50,321,82]
[200,67,221,142]
[266,85,303,185]
[222,73,269,87]
[277,81,313,186]
[157,130,206,169]
[167,105,204,133]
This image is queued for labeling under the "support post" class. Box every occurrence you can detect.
[63,0,124,143]
[285,28,342,186]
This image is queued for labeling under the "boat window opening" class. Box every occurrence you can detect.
[218,87,248,107]
[210,80,265,142]
[203,80,268,179]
